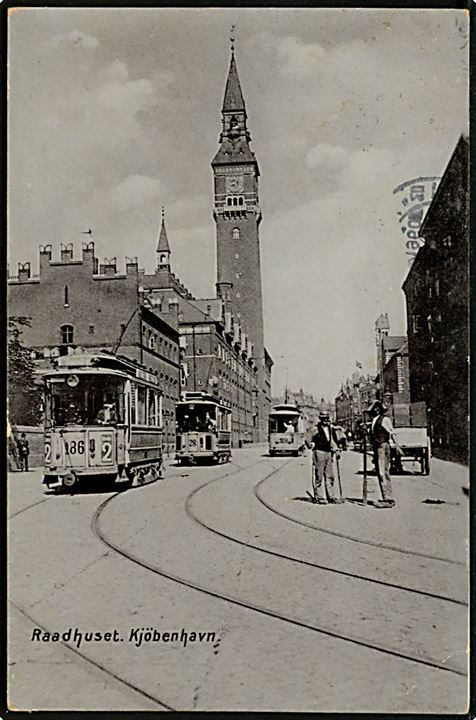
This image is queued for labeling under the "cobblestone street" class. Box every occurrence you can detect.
[8,446,469,712]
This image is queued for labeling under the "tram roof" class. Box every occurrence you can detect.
[38,352,160,388]
[270,404,301,415]
[176,398,231,412]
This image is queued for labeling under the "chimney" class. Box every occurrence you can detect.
[60,243,73,262]
[18,262,31,282]
[216,281,233,302]
[100,257,117,276]
[125,256,138,275]
[39,244,52,274]
[82,241,95,267]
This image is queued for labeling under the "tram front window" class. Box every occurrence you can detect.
[49,375,125,426]
[176,404,217,433]
[269,417,298,434]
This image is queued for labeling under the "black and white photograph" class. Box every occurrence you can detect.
[7,6,469,713]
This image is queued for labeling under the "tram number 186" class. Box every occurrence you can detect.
[64,440,85,455]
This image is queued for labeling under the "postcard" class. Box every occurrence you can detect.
[7,6,469,713]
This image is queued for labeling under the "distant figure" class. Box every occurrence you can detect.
[284,421,295,435]
[310,412,340,504]
[8,429,20,471]
[16,432,30,472]
[205,413,217,433]
[369,400,403,509]
[96,403,118,425]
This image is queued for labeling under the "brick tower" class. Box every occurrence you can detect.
[212,41,268,438]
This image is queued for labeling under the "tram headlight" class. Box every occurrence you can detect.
[62,471,77,488]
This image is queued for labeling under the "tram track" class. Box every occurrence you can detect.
[254,471,466,567]
[92,458,467,679]
[185,469,467,606]
[8,599,174,710]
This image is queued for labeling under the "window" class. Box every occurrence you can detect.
[412,315,421,334]
[233,228,240,240]
[149,333,155,350]
[88,324,95,334]
[61,324,74,344]
[64,285,69,307]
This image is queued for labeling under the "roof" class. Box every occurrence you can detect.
[157,216,170,254]
[383,335,406,353]
[223,53,245,112]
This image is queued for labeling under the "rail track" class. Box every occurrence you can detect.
[93,458,467,678]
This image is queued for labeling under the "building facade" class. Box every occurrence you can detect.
[402,135,469,463]
[8,243,181,452]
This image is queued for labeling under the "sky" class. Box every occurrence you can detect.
[8,8,468,400]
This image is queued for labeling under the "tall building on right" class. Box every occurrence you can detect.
[402,135,469,463]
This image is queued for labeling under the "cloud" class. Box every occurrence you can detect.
[306,143,350,171]
[106,175,167,211]
[277,36,326,77]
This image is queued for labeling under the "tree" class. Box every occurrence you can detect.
[8,316,42,425]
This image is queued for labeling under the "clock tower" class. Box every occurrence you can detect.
[212,45,264,364]
[212,41,268,439]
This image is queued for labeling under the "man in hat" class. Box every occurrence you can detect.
[369,400,402,508]
[310,412,340,504]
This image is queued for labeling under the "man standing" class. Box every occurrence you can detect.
[369,400,402,508]
[16,432,30,472]
[311,412,340,504]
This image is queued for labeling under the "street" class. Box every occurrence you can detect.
[8,445,468,712]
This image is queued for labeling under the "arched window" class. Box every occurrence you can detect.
[232,227,240,240]
[238,197,244,206]
[149,333,155,350]
[61,324,74,344]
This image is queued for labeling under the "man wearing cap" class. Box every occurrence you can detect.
[369,400,402,508]
[310,412,340,504]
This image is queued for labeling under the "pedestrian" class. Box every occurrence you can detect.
[8,428,20,471]
[16,432,30,472]
[310,412,341,504]
[368,400,403,508]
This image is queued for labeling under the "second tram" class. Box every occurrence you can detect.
[39,351,164,491]
[175,392,232,464]
[268,404,306,456]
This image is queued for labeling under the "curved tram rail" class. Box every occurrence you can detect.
[93,458,467,679]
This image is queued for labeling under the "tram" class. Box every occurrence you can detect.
[175,392,232,464]
[268,404,306,456]
[39,351,164,491]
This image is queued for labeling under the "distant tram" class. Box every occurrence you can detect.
[39,352,164,491]
[268,404,306,456]
[175,392,232,464]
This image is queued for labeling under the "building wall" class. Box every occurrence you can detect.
[403,135,469,463]
[8,246,180,453]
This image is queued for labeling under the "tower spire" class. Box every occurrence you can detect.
[156,205,171,272]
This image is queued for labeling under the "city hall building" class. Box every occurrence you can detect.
[8,44,273,446]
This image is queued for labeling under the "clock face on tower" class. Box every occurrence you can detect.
[226,175,244,193]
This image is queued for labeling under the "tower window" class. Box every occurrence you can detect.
[159,253,167,264]
[233,197,238,206]
[64,285,69,307]
[238,197,244,206]
[60,324,74,344]
[233,228,240,240]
